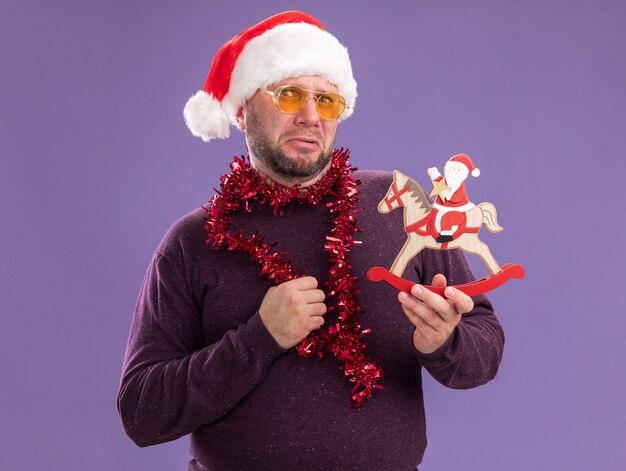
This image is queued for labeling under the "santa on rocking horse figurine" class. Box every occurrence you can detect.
[368,153,525,296]
[428,154,480,243]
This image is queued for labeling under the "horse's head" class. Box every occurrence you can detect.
[378,170,410,214]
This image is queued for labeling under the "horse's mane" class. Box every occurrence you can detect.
[405,177,433,211]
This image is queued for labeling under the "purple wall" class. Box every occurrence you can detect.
[1,1,624,469]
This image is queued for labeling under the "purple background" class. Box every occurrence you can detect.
[2,1,624,469]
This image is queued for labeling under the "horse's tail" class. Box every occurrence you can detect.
[478,202,503,233]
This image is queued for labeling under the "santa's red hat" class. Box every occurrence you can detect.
[183,11,357,142]
[447,153,480,177]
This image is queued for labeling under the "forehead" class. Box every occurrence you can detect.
[270,75,338,93]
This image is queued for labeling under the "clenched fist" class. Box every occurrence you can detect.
[258,276,327,349]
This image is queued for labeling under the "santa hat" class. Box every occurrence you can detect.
[447,153,480,177]
[183,11,357,142]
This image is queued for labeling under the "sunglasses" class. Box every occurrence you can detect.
[263,85,348,121]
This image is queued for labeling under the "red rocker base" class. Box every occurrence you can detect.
[367,263,526,297]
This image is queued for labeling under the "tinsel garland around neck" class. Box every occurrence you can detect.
[204,148,383,408]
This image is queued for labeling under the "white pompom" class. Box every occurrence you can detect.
[183,91,231,142]
[471,168,480,177]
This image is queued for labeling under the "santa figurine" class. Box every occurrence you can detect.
[427,154,481,243]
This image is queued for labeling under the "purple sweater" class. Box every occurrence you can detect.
[118,170,504,470]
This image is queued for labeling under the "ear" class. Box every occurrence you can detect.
[393,169,407,185]
[235,105,246,131]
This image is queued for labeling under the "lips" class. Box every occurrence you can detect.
[286,136,321,150]
[291,136,318,144]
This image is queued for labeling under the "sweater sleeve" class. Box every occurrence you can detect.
[413,249,505,389]
[117,252,286,447]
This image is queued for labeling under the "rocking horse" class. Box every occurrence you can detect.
[367,169,525,296]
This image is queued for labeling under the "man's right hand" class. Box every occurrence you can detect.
[258,276,327,349]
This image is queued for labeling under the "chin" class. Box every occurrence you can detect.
[284,147,326,163]
[283,143,322,157]
[278,151,331,179]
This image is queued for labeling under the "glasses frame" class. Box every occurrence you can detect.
[262,85,348,121]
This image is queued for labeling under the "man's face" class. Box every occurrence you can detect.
[238,75,340,185]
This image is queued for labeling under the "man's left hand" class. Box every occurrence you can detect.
[397,274,474,354]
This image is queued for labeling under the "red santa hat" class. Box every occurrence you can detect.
[447,153,480,177]
[183,11,357,142]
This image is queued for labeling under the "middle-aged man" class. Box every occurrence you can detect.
[118,11,504,471]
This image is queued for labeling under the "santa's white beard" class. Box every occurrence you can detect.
[445,175,464,192]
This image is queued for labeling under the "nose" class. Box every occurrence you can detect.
[294,95,321,126]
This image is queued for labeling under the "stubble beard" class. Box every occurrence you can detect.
[246,108,334,181]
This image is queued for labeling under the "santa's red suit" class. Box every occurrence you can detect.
[432,176,475,235]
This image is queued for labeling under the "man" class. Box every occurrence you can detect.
[428,154,481,242]
[118,11,504,470]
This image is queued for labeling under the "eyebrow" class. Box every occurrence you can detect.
[274,84,337,94]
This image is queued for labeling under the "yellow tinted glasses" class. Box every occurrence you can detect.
[263,85,347,120]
